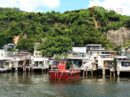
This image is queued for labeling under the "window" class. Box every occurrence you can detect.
[34,61,38,66]
[39,61,43,65]
[122,62,130,67]
[1,53,3,56]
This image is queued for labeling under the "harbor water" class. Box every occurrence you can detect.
[0,73,130,97]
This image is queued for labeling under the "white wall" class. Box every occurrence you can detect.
[34,50,42,57]
[0,49,14,58]
[117,61,130,71]
[31,57,49,69]
[0,50,6,58]
[72,47,86,53]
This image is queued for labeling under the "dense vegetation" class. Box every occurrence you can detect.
[0,7,130,56]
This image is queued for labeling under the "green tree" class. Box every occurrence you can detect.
[16,39,34,52]
[41,36,72,57]
[0,7,129,53]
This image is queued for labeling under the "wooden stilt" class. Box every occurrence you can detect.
[102,68,105,79]
[117,70,120,77]
[113,72,115,79]
[83,70,85,78]
[110,71,112,79]
[102,68,105,76]
[91,69,93,78]
[86,69,88,78]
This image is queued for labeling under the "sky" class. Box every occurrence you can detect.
[0,0,130,15]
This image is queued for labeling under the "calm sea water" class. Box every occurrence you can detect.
[0,73,130,97]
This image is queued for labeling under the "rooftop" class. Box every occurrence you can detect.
[72,47,86,53]
[86,44,102,46]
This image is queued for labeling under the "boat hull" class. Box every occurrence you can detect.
[49,70,80,81]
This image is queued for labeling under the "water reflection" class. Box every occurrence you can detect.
[0,73,130,97]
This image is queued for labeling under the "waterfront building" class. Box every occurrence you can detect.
[80,44,117,78]
[0,49,15,72]
[95,51,117,77]
[67,47,88,68]
[66,44,105,69]
[30,41,49,72]
[3,43,16,51]
[82,44,105,71]
[115,56,130,77]
[14,51,32,72]
[31,57,49,72]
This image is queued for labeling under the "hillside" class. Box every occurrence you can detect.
[0,6,130,56]
[107,27,130,46]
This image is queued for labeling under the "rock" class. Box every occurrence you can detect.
[107,27,130,46]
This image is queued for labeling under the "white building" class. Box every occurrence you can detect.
[0,49,15,72]
[0,49,15,58]
[81,44,105,70]
[96,51,117,70]
[67,44,106,69]
[31,57,49,70]
[67,47,88,68]
[116,56,130,71]
[81,44,117,77]
[33,41,42,57]
[31,41,49,71]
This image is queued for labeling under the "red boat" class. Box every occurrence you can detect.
[49,61,81,81]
